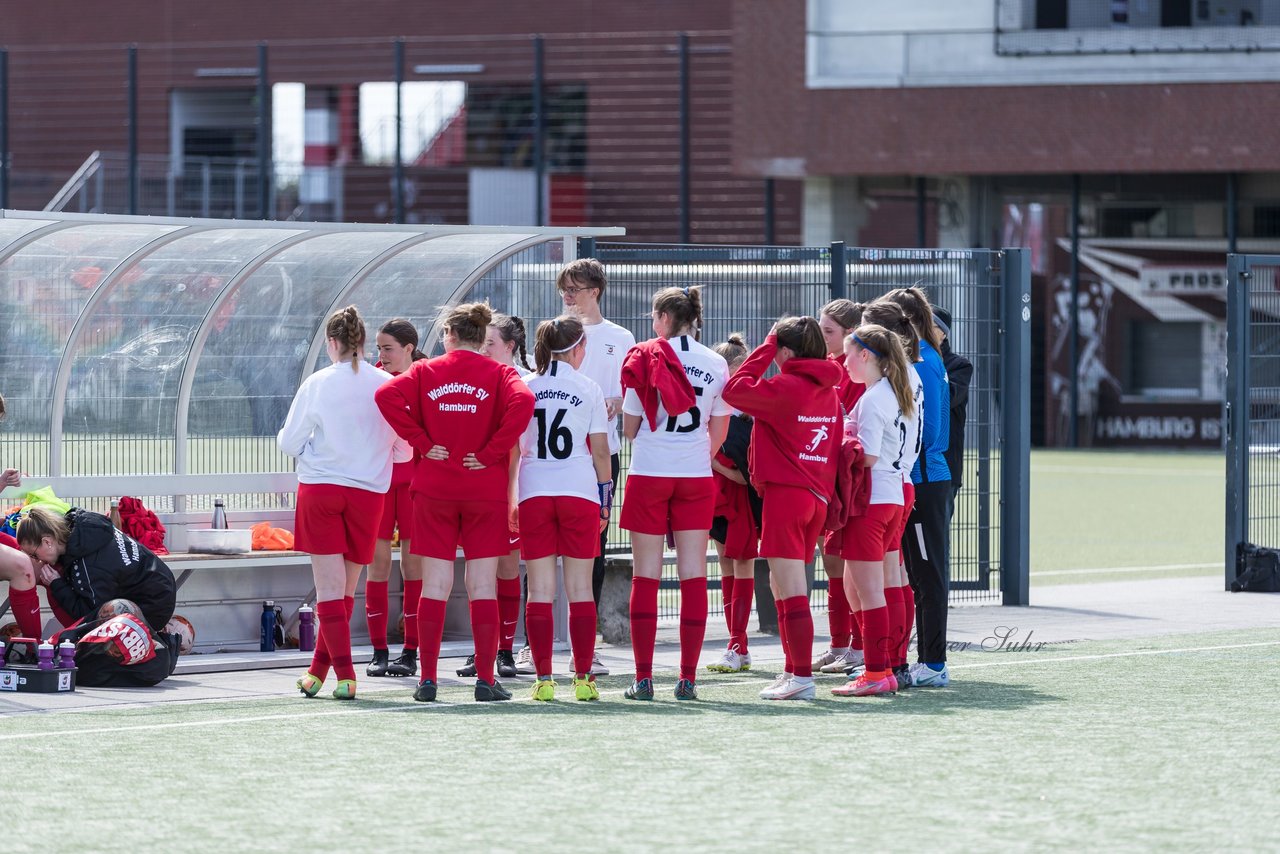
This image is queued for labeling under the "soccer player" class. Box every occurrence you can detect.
[517,315,613,701]
[556,258,635,678]
[366,318,428,679]
[455,312,530,680]
[705,334,762,674]
[620,285,730,701]
[0,394,43,641]
[375,302,535,703]
[278,305,410,701]
[882,287,953,688]
[831,323,915,698]
[721,317,842,701]
[813,299,869,676]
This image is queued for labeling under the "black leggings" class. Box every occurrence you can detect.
[901,479,952,664]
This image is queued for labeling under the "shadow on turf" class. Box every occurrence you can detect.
[354,671,1061,718]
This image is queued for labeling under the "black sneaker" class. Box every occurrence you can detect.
[475,679,513,702]
[366,648,390,677]
[892,664,913,690]
[674,678,699,701]
[844,662,867,678]
[386,648,418,678]
[455,654,477,678]
[624,678,655,701]
[496,649,518,678]
[413,679,437,702]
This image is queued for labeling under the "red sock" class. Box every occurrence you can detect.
[569,601,597,677]
[497,576,521,653]
[470,598,500,683]
[782,595,814,678]
[679,577,708,682]
[884,587,905,668]
[316,599,355,681]
[776,594,793,673]
[415,597,448,683]
[365,580,389,650]
[898,585,915,664]
[730,576,754,653]
[402,579,422,650]
[8,586,42,640]
[720,573,736,636]
[827,577,852,650]
[629,576,660,681]
[861,605,891,672]
[308,612,332,681]
[525,601,554,678]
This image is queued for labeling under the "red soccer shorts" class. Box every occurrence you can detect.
[518,496,601,561]
[839,502,904,563]
[621,475,715,536]
[377,481,414,541]
[412,496,510,561]
[294,482,385,565]
[758,484,826,561]
[893,481,916,550]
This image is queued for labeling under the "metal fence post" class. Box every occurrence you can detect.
[0,49,8,210]
[678,32,690,243]
[1227,173,1239,256]
[1000,248,1031,606]
[1069,173,1081,447]
[577,236,596,260]
[128,45,138,215]
[393,39,404,225]
[915,176,927,248]
[829,241,846,299]
[763,178,775,245]
[533,35,545,228]
[256,43,271,219]
[1225,253,1250,589]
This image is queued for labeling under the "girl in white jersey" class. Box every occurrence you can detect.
[620,285,731,701]
[279,306,411,701]
[518,316,613,701]
[831,323,915,698]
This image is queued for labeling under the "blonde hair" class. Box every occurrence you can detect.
[712,332,748,364]
[882,286,943,351]
[16,505,70,548]
[820,298,866,333]
[533,315,586,375]
[849,323,915,419]
[863,300,920,363]
[442,302,493,348]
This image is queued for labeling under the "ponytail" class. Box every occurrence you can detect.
[533,315,586,375]
[882,286,943,352]
[850,323,915,419]
[863,300,920,363]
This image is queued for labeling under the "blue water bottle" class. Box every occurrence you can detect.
[260,600,276,652]
[298,604,315,652]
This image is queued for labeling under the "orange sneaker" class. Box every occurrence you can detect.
[831,671,897,697]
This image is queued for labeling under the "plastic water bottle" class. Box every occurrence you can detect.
[38,642,55,671]
[298,604,315,652]
[212,499,228,530]
[58,640,76,669]
[260,600,276,652]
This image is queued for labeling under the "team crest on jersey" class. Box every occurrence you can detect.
[606,344,615,355]
[806,425,829,453]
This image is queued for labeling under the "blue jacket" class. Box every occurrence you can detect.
[912,340,951,484]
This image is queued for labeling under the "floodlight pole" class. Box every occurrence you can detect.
[256,43,271,220]
[394,38,405,225]
[128,45,138,216]
[1068,173,1081,448]
[533,35,545,227]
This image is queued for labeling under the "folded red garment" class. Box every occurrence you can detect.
[117,495,169,555]
[620,338,695,431]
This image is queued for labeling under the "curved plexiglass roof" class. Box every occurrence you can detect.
[0,210,622,480]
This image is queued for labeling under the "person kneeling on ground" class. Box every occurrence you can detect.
[51,598,178,688]
[17,505,177,634]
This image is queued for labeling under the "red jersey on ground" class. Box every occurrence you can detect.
[375,348,535,503]
[722,334,842,501]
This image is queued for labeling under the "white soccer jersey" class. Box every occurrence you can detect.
[899,365,925,484]
[579,318,636,455]
[623,334,731,478]
[518,361,610,503]
[851,376,906,505]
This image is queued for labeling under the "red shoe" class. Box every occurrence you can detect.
[831,671,897,697]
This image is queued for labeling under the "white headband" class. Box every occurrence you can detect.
[551,332,585,354]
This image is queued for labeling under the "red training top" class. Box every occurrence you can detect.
[722,334,842,500]
[376,364,421,487]
[375,348,535,503]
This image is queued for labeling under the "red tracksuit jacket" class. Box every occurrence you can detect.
[374,348,535,503]
[721,334,842,500]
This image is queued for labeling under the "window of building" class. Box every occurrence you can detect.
[1127,320,1203,398]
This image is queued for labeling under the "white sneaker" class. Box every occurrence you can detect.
[514,645,536,675]
[759,674,816,701]
[706,647,746,673]
[766,671,793,690]
[589,652,610,676]
[908,661,949,688]
[820,647,864,674]
[812,647,849,671]
[743,651,753,669]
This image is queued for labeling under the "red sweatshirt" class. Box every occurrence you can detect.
[722,334,842,500]
[375,348,535,503]
[620,338,695,431]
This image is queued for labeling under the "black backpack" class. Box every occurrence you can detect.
[1232,543,1280,593]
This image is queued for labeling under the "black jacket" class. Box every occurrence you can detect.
[710,414,763,546]
[940,339,974,490]
[49,509,177,632]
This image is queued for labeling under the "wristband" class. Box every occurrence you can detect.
[597,481,615,518]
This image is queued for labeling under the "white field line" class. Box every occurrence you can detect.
[948,640,1280,671]
[1032,465,1220,478]
[0,678,762,742]
[1032,562,1218,577]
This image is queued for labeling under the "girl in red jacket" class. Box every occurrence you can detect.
[366,318,428,679]
[831,323,916,698]
[375,302,535,703]
[814,299,868,676]
[620,285,731,701]
[721,316,842,701]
